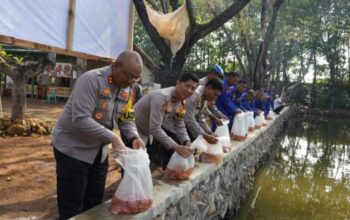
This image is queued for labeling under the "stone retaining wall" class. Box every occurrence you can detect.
[74,107,294,220]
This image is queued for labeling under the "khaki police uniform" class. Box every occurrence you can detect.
[52,65,140,219]
[52,65,139,164]
[199,76,227,121]
[184,86,212,138]
[134,87,190,150]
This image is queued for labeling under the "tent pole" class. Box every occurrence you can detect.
[67,0,76,50]
[128,0,135,51]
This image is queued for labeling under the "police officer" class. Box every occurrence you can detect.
[185,78,224,143]
[240,89,262,116]
[199,64,228,127]
[52,50,144,220]
[199,64,224,86]
[134,73,199,169]
[216,72,244,130]
[254,90,270,116]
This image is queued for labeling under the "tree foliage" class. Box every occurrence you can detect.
[134,0,350,109]
[0,46,55,120]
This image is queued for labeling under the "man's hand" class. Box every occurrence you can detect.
[235,109,243,114]
[203,133,218,144]
[132,138,145,150]
[173,144,193,158]
[111,136,127,153]
[217,114,228,120]
[215,117,223,126]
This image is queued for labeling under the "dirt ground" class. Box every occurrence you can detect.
[0,97,121,220]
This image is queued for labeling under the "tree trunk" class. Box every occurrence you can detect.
[311,47,317,108]
[282,59,289,88]
[329,59,336,110]
[1,55,55,121]
[274,62,281,91]
[348,38,350,94]
[252,0,285,89]
[299,50,304,80]
[155,53,187,87]
[11,75,27,120]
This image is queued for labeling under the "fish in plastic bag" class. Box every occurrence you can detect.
[110,148,153,214]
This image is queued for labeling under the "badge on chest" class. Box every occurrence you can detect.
[175,102,186,119]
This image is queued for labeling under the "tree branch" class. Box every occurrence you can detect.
[190,0,252,46]
[236,14,254,76]
[261,0,267,30]
[22,58,54,79]
[220,25,247,76]
[170,0,180,10]
[160,0,168,13]
[133,43,159,74]
[145,0,158,11]
[186,0,196,28]
[253,0,285,84]
[0,62,16,79]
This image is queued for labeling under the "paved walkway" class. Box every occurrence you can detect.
[1,96,65,124]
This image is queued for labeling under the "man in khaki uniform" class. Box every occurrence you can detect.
[185,78,224,143]
[52,51,144,220]
[199,64,228,127]
[134,73,199,169]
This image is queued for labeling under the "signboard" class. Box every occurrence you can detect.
[43,63,75,78]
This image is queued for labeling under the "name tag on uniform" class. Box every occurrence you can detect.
[175,104,186,119]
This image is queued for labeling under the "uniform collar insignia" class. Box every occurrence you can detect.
[108,75,113,85]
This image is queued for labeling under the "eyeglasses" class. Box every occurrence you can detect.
[122,70,141,82]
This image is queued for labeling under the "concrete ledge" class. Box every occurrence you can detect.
[73,108,293,220]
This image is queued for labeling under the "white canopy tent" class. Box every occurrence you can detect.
[0,0,134,61]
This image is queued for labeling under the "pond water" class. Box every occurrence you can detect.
[232,117,350,219]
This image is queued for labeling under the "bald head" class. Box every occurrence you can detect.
[112,50,144,88]
[116,50,143,68]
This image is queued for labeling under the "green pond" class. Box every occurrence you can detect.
[232,117,350,220]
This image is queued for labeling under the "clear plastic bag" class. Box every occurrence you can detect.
[199,141,224,164]
[266,110,274,120]
[165,152,195,180]
[215,120,231,153]
[110,148,153,214]
[247,111,255,132]
[254,113,264,129]
[262,114,267,126]
[243,112,250,135]
[231,113,247,141]
[191,135,208,152]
